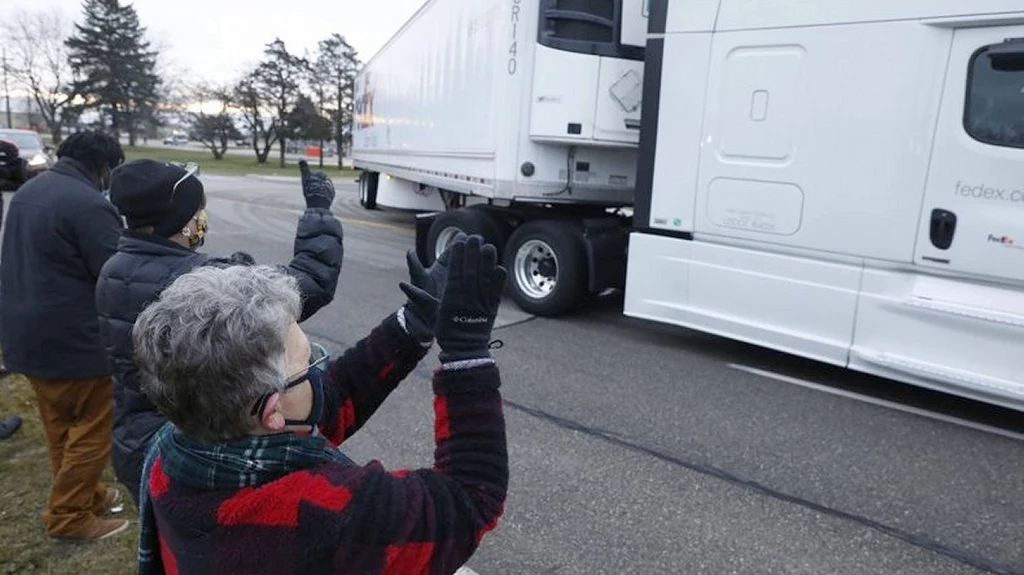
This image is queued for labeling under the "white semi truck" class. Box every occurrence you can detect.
[352,0,1024,412]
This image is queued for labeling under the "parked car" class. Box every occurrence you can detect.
[163,134,189,146]
[0,129,53,181]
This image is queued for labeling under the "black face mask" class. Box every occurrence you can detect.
[250,344,330,430]
[282,366,325,429]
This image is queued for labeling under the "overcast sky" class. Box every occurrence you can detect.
[3,0,427,83]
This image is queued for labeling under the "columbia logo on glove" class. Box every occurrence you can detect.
[453,316,490,324]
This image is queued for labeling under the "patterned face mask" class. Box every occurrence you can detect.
[183,209,208,249]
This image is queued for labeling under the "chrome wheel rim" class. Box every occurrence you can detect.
[514,239,558,300]
[434,226,463,260]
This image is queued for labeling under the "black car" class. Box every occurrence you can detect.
[0,129,53,182]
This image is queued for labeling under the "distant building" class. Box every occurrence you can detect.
[0,95,47,131]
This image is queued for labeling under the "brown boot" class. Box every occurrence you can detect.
[93,487,124,516]
[66,518,130,542]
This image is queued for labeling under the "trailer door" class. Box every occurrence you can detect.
[915,26,1024,284]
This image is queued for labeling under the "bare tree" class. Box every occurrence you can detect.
[2,8,78,144]
[188,84,241,160]
[144,41,191,144]
[232,68,279,164]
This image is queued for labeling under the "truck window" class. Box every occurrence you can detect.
[964,40,1024,149]
[538,0,644,61]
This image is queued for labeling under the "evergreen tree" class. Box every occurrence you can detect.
[287,94,332,147]
[65,0,161,146]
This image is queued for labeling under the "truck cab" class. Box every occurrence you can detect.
[625,0,1024,411]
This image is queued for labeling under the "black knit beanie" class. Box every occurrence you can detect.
[109,159,205,238]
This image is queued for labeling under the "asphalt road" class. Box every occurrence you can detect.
[189,174,1024,575]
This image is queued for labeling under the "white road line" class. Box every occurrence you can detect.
[455,568,480,575]
[728,363,1024,442]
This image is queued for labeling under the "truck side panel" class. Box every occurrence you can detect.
[717,0,1024,31]
[692,21,949,263]
[625,233,863,367]
[352,0,506,185]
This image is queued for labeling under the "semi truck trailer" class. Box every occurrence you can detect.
[351,0,647,316]
[352,0,1024,412]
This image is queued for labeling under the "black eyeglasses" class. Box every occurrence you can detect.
[249,344,330,418]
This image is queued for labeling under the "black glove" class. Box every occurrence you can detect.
[399,233,468,341]
[298,160,335,209]
[434,234,507,363]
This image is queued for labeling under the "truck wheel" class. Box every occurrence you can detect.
[504,219,587,317]
[358,171,378,210]
[425,208,506,265]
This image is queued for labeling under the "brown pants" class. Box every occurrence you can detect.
[29,376,114,538]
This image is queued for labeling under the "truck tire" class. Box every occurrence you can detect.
[358,171,378,210]
[503,219,587,317]
[425,208,506,265]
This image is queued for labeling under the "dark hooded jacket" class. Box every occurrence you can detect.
[95,206,344,504]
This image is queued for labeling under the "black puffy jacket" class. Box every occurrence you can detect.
[95,207,344,504]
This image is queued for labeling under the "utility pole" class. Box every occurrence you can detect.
[1,48,12,129]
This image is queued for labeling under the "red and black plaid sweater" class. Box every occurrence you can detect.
[146,313,508,575]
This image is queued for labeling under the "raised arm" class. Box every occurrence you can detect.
[328,362,508,575]
[317,311,430,446]
[281,161,344,322]
[326,235,510,573]
[317,236,466,445]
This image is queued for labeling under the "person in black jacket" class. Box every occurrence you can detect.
[0,130,129,542]
[0,137,26,374]
[0,137,27,195]
[95,157,345,506]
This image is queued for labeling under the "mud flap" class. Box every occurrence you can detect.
[414,212,440,266]
[582,218,629,292]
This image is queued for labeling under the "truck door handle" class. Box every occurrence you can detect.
[929,208,957,250]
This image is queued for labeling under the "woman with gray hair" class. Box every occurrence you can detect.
[133,235,508,575]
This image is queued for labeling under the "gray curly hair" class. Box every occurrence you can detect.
[132,264,303,442]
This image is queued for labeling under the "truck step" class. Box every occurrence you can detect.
[904,275,1024,328]
[853,350,1022,399]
